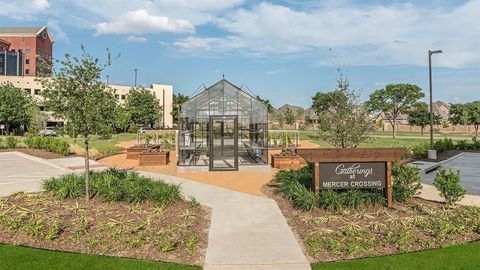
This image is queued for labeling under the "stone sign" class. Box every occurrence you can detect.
[319,162,386,189]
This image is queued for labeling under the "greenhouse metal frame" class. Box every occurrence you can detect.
[178,79,268,171]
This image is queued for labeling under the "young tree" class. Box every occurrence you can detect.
[256,95,274,113]
[407,102,441,135]
[27,104,49,134]
[114,104,132,133]
[171,93,189,126]
[283,108,296,125]
[126,87,161,127]
[449,102,480,137]
[366,84,424,138]
[312,77,375,148]
[0,83,31,133]
[40,46,117,201]
[274,111,285,128]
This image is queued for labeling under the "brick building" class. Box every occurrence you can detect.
[0,26,53,76]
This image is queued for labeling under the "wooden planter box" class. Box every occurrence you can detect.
[271,154,307,170]
[139,151,170,166]
[126,145,152,160]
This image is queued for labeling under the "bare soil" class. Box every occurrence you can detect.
[0,192,210,265]
[0,148,68,159]
[263,181,480,263]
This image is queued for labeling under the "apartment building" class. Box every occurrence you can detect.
[0,75,174,128]
[0,26,53,77]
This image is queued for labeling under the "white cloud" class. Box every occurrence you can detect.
[95,9,195,35]
[32,0,50,10]
[266,68,286,75]
[124,36,147,43]
[174,1,480,68]
[47,20,69,43]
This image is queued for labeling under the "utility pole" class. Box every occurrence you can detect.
[106,75,109,84]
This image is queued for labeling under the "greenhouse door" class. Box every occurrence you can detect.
[209,116,238,171]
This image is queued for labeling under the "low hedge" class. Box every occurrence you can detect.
[409,138,480,159]
[24,136,70,155]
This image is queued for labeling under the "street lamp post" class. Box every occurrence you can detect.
[134,68,138,87]
[428,49,443,159]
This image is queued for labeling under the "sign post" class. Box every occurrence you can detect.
[297,148,407,208]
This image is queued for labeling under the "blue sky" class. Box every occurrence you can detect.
[1,0,479,108]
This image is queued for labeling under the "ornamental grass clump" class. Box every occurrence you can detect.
[43,169,181,205]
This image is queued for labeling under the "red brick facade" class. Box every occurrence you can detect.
[0,28,53,76]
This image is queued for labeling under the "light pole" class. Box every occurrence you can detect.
[428,49,443,158]
[134,68,138,87]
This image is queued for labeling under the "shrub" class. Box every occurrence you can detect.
[43,173,85,199]
[44,169,182,206]
[433,138,455,153]
[433,168,466,204]
[455,140,469,150]
[392,163,422,202]
[319,190,344,211]
[409,142,429,159]
[5,136,18,148]
[24,135,70,155]
[0,137,3,148]
[129,123,139,133]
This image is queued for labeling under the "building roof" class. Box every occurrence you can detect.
[0,38,11,45]
[0,26,53,42]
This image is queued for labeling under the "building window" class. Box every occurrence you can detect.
[25,69,30,75]
[34,89,41,95]
[25,59,30,65]
[25,49,30,55]
[24,88,31,95]
[121,95,126,100]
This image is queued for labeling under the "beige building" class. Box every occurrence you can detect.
[0,75,174,128]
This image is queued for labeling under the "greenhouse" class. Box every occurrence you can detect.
[178,79,268,171]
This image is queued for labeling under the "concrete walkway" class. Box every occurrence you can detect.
[139,171,310,270]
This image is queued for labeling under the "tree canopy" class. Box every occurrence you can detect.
[449,101,480,138]
[171,93,189,126]
[283,108,296,125]
[312,77,375,148]
[126,87,161,127]
[407,102,440,135]
[366,83,424,138]
[256,95,274,113]
[0,83,32,133]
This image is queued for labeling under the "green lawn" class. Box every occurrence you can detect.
[0,244,200,270]
[298,130,472,148]
[312,241,480,270]
[67,133,138,155]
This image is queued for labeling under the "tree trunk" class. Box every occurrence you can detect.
[391,122,396,139]
[84,138,90,201]
[421,126,424,136]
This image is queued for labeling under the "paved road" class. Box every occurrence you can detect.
[422,152,480,195]
[140,171,310,270]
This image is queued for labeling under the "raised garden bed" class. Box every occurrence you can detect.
[271,149,307,170]
[139,150,170,166]
[125,145,152,160]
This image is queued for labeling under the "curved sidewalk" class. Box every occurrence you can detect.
[139,171,311,270]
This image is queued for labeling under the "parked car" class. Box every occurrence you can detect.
[39,127,58,137]
[139,127,154,133]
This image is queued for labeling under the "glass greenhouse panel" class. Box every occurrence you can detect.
[178,79,269,171]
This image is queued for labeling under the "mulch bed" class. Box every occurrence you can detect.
[0,148,68,159]
[0,192,210,265]
[263,181,480,263]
